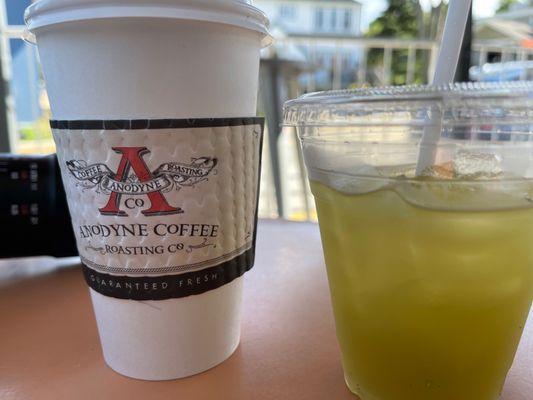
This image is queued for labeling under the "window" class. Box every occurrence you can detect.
[344,9,352,30]
[342,55,350,69]
[315,7,324,30]
[2,0,53,154]
[280,5,296,20]
[330,8,337,30]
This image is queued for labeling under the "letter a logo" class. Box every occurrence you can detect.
[99,147,180,217]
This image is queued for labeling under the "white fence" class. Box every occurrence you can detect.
[271,36,439,90]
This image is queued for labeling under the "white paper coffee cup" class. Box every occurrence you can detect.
[26,0,269,380]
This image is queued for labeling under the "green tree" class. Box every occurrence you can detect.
[366,0,446,86]
[367,0,420,39]
[497,0,520,13]
[366,0,423,85]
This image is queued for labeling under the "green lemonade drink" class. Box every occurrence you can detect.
[311,180,533,400]
[284,82,533,400]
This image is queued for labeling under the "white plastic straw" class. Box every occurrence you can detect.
[415,0,473,176]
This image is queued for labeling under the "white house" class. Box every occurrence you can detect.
[254,0,362,36]
[255,0,363,90]
[491,3,533,27]
[473,3,533,66]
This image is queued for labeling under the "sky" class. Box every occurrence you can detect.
[360,0,502,30]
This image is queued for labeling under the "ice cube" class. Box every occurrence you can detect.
[420,161,454,180]
[308,164,392,194]
[453,150,503,179]
[330,175,386,194]
[376,164,417,179]
[419,151,503,180]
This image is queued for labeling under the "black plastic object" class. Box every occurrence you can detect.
[0,153,78,258]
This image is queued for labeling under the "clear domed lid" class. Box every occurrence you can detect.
[283,81,533,127]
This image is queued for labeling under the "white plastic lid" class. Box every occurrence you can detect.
[25,0,271,45]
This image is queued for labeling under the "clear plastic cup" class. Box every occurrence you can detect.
[284,82,533,400]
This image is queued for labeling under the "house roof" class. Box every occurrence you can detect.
[475,18,532,43]
[490,6,533,21]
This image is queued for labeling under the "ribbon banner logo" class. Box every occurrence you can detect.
[66,147,217,217]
